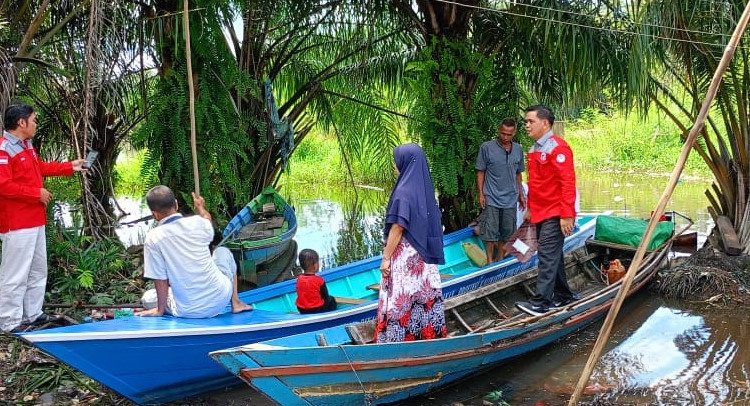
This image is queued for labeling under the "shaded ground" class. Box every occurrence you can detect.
[0,333,127,405]
[2,247,749,406]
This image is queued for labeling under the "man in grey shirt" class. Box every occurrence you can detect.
[476,118,526,263]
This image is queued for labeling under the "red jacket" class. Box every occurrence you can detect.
[0,133,73,233]
[295,273,326,309]
[527,134,577,224]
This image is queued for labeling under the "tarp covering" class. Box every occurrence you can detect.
[594,215,674,250]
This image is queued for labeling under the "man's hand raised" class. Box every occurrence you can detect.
[192,192,211,220]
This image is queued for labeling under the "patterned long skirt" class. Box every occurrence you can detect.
[374,239,448,343]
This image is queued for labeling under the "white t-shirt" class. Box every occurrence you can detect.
[143,214,232,318]
[212,246,237,280]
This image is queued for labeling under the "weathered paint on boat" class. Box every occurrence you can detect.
[223,186,298,270]
[210,237,672,405]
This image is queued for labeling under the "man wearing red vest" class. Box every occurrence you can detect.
[516,105,578,316]
[0,104,85,332]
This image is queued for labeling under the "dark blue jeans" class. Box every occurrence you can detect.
[530,217,574,307]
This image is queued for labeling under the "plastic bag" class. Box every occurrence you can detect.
[594,215,674,250]
[503,221,538,263]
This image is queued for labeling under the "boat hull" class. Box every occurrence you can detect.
[211,238,671,405]
[20,217,597,404]
[223,188,298,270]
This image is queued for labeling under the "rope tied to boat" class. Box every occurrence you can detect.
[337,344,374,406]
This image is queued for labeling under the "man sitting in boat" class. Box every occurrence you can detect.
[136,186,253,318]
[295,249,337,314]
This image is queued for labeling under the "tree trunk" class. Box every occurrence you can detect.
[409,0,486,231]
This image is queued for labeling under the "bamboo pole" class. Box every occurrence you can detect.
[568,2,750,404]
[182,0,200,194]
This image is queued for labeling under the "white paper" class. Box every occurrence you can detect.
[512,238,530,254]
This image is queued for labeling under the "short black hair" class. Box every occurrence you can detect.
[298,248,319,271]
[499,117,517,129]
[4,104,35,131]
[525,105,555,126]
[210,231,223,253]
[146,185,177,213]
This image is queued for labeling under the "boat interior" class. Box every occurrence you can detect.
[249,215,599,315]
[344,238,667,346]
[251,232,493,313]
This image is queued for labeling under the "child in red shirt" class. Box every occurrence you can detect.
[295,249,337,314]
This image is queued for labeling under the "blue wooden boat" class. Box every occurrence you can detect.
[223,186,298,286]
[210,236,678,406]
[19,215,598,405]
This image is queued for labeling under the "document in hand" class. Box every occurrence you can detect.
[503,221,538,263]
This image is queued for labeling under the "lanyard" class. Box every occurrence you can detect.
[160,214,182,226]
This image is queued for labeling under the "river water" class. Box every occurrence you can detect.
[411,292,750,405]
[289,168,714,267]
[125,168,748,405]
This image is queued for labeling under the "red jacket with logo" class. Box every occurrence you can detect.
[0,133,73,233]
[527,134,577,224]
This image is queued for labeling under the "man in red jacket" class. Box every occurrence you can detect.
[516,105,578,316]
[0,104,85,332]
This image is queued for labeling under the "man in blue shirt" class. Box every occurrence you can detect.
[475,118,526,263]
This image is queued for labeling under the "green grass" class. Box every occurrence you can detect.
[565,108,709,176]
[114,149,152,197]
[113,109,713,194]
[280,108,712,190]
[279,131,397,189]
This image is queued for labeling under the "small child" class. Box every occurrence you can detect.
[295,249,337,314]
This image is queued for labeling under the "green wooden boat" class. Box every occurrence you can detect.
[222,187,297,286]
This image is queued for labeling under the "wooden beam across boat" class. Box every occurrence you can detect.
[334,297,367,305]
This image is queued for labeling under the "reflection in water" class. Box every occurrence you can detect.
[409,294,750,405]
[288,187,388,268]
[55,196,154,248]
[291,169,714,270]
[332,196,384,266]
[589,304,750,405]
[576,168,713,238]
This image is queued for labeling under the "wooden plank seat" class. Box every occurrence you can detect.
[345,323,375,345]
[334,297,367,305]
[585,238,654,253]
[236,216,285,240]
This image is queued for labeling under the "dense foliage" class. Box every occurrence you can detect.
[409,38,519,227]
[1,0,748,267]
[135,1,255,215]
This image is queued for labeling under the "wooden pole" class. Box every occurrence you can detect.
[182,0,200,194]
[568,2,750,404]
